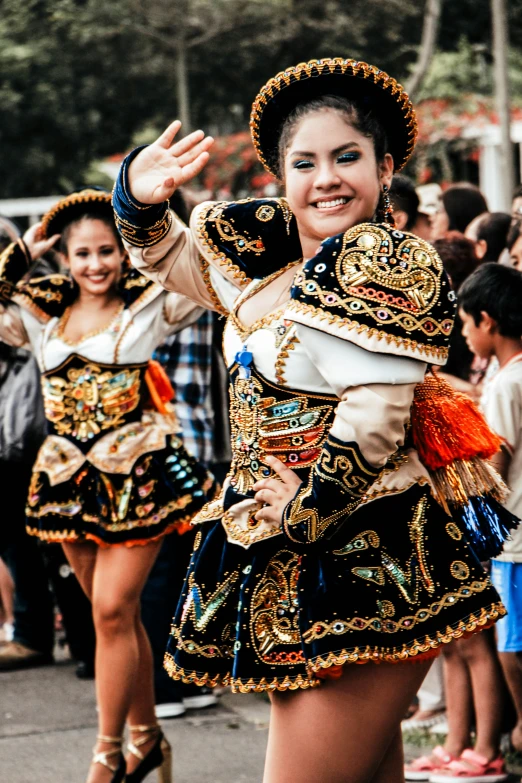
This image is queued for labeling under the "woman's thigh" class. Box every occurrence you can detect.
[62,541,97,600]
[264,659,431,783]
[91,540,162,613]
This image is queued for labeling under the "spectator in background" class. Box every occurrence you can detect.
[389,174,419,231]
[431,183,488,241]
[460,262,522,764]
[433,232,480,395]
[465,212,511,263]
[507,220,522,270]
[511,184,522,221]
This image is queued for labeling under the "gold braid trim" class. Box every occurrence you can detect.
[308,602,506,670]
[199,256,229,316]
[163,652,319,693]
[163,601,505,692]
[287,298,449,362]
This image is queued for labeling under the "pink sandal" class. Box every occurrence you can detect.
[404,746,457,781]
[429,748,508,782]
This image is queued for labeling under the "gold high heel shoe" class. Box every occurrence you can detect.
[126,724,172,783]
[91,734,126,782]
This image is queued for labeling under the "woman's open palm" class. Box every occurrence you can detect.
[127,120,214,205]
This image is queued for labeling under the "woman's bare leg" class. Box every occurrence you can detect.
[125,609,159,774]
[0,557,15,629]
[264,659,431,783]
[64,540,161,783]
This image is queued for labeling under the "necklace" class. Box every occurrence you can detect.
[231,259,303,340]
[54,302,125,346]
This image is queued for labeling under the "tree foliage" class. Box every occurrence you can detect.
[1,0,521,198]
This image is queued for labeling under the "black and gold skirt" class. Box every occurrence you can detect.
[26,435,216,547]
[165,482,504,692]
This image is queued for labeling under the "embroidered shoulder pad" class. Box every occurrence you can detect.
[14,275,74,321]
[193,198,302,284]
[287,223,456,365]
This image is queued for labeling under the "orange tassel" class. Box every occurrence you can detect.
[411,372,501,471]
[144,360,175,415]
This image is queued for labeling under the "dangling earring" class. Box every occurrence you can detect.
[382,184,395,227]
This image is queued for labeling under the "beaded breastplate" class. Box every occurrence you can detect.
[223,356,338,514]
[41,354,147,448]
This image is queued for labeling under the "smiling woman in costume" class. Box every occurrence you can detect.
[0,189,216,783]
[113,59,516,782]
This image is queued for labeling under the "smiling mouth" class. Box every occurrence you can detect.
[86,274,109,283]
[313,197,351,210]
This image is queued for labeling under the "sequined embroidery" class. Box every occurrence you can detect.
[181,571,239,632]
[251,550,304,665]
[43,361,142,442]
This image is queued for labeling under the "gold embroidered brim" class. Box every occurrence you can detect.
[41,189,113,238]
[250,57,417,178]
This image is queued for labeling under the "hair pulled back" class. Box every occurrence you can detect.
[276,94,389,180]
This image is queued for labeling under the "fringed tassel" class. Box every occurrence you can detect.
[411,372,501,471]
[454,495,519,561]
[429,456,507,515]
[412,371,519,559]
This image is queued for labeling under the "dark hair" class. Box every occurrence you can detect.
[389,174,419,230]
[475,212,511,262]
[60,212,123,254]
[513,184,522,200]
[277,94,389,180]
[458,262,522,337]
[442,184,488,234]
[433,231,479,292]
[507,219,522,252]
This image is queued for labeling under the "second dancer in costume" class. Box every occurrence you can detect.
[0,190,215,783]
[114,59,516,782]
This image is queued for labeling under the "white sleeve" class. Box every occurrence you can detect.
[295,322,427,395]
[125,210,243,315]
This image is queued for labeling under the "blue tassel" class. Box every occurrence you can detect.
[455,495,519,561]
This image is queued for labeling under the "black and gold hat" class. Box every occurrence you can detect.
[41,188,113,238]
[250,57,417,179]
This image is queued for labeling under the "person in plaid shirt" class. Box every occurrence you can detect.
[142,290,231,717]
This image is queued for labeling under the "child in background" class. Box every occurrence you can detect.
[460,262,522,758]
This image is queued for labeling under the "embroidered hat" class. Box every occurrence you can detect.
[250,57,417,179]
[41,188,113,238]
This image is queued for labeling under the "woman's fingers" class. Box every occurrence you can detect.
[255,505,280,523]
[157,120,182,149]
[177,135,214,169]
[170,128,206,158]
[179,151,211,184]
[264,455,301,487]
[254,487,279,505]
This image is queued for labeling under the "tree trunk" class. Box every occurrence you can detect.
[405,0,442,99]
[491,0,515,208]
[175,38,191,134]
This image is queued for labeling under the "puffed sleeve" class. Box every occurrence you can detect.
[112,147,302,315]
[283,342,424,544]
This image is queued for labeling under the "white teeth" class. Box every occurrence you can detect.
[315,197,349,209]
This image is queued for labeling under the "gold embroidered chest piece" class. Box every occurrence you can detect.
[42,355,146,443]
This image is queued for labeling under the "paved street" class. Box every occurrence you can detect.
[0,659,270,783]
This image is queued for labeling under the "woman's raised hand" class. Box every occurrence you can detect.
[23,223,60,261]
[127,121,214,205]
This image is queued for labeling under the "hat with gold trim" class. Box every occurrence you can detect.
[41,188,113,239]
[250,57,417,179]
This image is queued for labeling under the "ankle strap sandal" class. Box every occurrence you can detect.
[126,724,172,783]
[92,734,127,782]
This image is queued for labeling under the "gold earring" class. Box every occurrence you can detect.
[382,185,395,227]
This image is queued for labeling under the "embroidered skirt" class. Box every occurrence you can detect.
[164,483,505,692]
[26,435,216,547]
